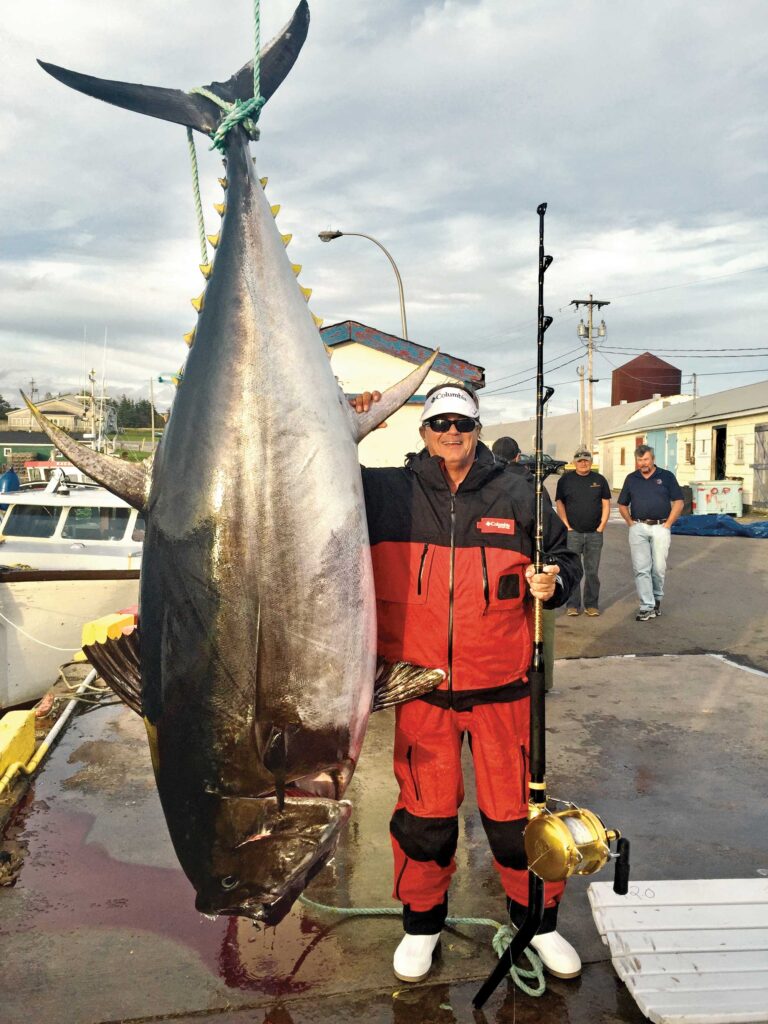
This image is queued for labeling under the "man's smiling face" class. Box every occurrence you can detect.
[420,414,480,475]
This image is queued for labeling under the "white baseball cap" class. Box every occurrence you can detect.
[420,384,480,422]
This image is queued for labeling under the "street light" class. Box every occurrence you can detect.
[318,230,409,340]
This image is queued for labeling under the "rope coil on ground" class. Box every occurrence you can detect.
[297,896,546,996]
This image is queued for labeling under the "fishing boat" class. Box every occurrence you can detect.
[0,475,143,708]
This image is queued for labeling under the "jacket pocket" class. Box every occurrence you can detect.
[371,540,436,605]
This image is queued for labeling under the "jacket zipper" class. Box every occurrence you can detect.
[417,543,429,595]
[480,547,489,610]
[447,493,456,704]
[406,746,421,801]
[520,745,528,794]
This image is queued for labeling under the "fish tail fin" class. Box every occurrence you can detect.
[21,392,150,512]
[350,350,440,442]
[37,1,309,135]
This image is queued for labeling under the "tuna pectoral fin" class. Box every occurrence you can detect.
[372,659,446,711]
[350,351,439,442]
[21,393,150,512]
[83,626,142,715]
[37,2,309,135]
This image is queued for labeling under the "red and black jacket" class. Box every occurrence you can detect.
[362,443,581,706]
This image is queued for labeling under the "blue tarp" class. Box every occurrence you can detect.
[672,514,768,538]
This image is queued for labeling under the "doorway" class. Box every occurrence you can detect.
[712,425,726,479]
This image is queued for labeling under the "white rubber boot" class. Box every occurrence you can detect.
[393,932,441,982]
[530,930,582,979]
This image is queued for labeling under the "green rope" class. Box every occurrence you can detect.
[186,128,208,265]
[297,896,545,997]
[189,0,264,153]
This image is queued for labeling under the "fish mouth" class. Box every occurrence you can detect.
[194,794,352,925]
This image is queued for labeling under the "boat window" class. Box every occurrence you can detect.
[62,506,131,541]
[132,513,146,542]
[2,505,60,538]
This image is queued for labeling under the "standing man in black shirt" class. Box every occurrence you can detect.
[617,444,684,621]
[555,448,611,617]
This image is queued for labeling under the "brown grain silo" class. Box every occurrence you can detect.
[611,353,682,405]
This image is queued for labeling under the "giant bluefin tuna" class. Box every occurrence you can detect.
[29,2,441,925]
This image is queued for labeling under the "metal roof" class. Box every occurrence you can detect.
[598,379,768,439]
[321,320,485,388]
[482,397,661,459]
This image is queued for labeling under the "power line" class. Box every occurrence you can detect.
[484,343,584,387]
[484,352,584,396]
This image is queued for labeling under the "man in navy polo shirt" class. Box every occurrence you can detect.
[617,445,684,621]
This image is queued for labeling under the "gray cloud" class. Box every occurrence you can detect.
[1,0,766,421]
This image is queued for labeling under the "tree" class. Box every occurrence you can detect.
[0,394,12,420]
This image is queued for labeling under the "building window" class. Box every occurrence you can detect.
[700,439,706,453]
[685,442,693,464]
[635,436,645,449]
[735,438,745,464]
[620,447,626,466]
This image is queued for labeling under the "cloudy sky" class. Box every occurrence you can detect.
[1,0,766,421]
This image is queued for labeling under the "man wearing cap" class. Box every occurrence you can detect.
[555,449,611,617]
[617,444,684,621]
[352,382,582,985]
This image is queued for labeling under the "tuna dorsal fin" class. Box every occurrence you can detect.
[350,351,439,443]
[372,659,446,712]
[22,393,150,513]
[37,1,309,135]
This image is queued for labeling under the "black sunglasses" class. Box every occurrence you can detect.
[425,416,478,433]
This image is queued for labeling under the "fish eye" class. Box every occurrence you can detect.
[221,875,239,890]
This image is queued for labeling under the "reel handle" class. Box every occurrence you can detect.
[613,837,630,895]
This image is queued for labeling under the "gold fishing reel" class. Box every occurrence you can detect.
[524,801,628,885]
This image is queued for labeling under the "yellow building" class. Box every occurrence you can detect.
[322,321,485,467]
[598,380,768,511]
[5,394,93,433]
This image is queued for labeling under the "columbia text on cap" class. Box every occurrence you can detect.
[421,385,480,423]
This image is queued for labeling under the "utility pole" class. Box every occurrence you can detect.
[88,367,97,438]
[570,295,610,451]
[577,365,586,447]
[149,378,156,451]
[691,373,698,470]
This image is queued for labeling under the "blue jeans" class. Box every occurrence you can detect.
[628,522,671,611]
[566,531,604,610]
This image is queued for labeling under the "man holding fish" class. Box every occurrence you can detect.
[354,382,583,983]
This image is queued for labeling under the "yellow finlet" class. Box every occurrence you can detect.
[144,717,160,774]
[213,202,226,216]
[207,232,220,249]
[270,204,281,218]
[218,177,228,189]
[183,328,196,347]
[281,233,292,246]
[324,342,333,357]
[199,263,212,280]
[300,286,312,302]
[260,176,268,188]
[291,264,302,276]
[191,292,205,313]
[313,314,325,328]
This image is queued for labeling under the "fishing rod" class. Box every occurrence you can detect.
[473,204,630,1011]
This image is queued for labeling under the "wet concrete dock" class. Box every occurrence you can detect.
[2,647,766,1024]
